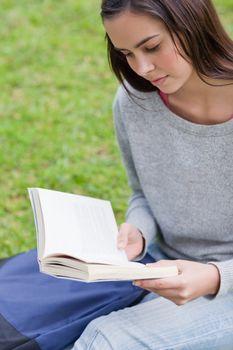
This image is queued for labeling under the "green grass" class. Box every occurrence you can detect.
[214,0,233,35]
[0,0,232,258]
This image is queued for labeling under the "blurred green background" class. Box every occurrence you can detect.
[0,0,232,258]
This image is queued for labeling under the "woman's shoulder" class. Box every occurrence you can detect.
[113,82,161,112]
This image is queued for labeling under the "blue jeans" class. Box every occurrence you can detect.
[70,245,233,350]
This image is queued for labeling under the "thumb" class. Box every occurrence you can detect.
[146,259,175,267]
[117,224,129,249]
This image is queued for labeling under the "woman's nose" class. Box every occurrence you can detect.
[134,56,155,77]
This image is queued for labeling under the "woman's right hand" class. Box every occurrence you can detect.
[117,223,145,260]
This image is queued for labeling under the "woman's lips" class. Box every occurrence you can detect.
[151,76,168,85]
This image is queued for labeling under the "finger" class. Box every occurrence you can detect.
[117,236,128,249]
[140,286,184,305]
[146,260,181,275]
[134,275,181,290]
[133,280,185,305]
[117,225,129,249]
[146,259,177,268]
[125,245,138,260]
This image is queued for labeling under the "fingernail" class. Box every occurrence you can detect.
[118,241,125,248]
[133,281,141,287]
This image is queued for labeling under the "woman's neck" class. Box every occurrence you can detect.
[167,76,233,125]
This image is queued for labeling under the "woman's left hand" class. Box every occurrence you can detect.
[134,259,220,305]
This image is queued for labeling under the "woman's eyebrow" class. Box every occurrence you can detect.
[114,34,160,51]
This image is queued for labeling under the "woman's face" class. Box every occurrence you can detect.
[104,11,195,94]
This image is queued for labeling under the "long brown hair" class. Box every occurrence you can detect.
[101,0,233,93]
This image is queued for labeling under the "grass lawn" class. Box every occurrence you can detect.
[0,0,232,258]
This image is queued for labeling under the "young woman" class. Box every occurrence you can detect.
[71,0,233,349]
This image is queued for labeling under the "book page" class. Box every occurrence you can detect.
[35,188,128,265]
[28,189,45,258]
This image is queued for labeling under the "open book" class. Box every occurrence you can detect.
[28,188,178,282]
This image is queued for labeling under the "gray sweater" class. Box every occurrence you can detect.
[113,84,233,296]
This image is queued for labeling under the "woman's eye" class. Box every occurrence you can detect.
[123,52,132,58]
[145,45,160,52]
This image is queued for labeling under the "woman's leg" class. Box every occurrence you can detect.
[71,292,233,350]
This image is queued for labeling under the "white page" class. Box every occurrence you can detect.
[36,188,128,265]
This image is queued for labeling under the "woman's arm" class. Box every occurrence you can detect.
[113,86,158,258]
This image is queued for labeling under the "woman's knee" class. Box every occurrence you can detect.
[72,316,116,350]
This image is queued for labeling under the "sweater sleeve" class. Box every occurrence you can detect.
[113,87,158,258]
[209,260,233,296]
